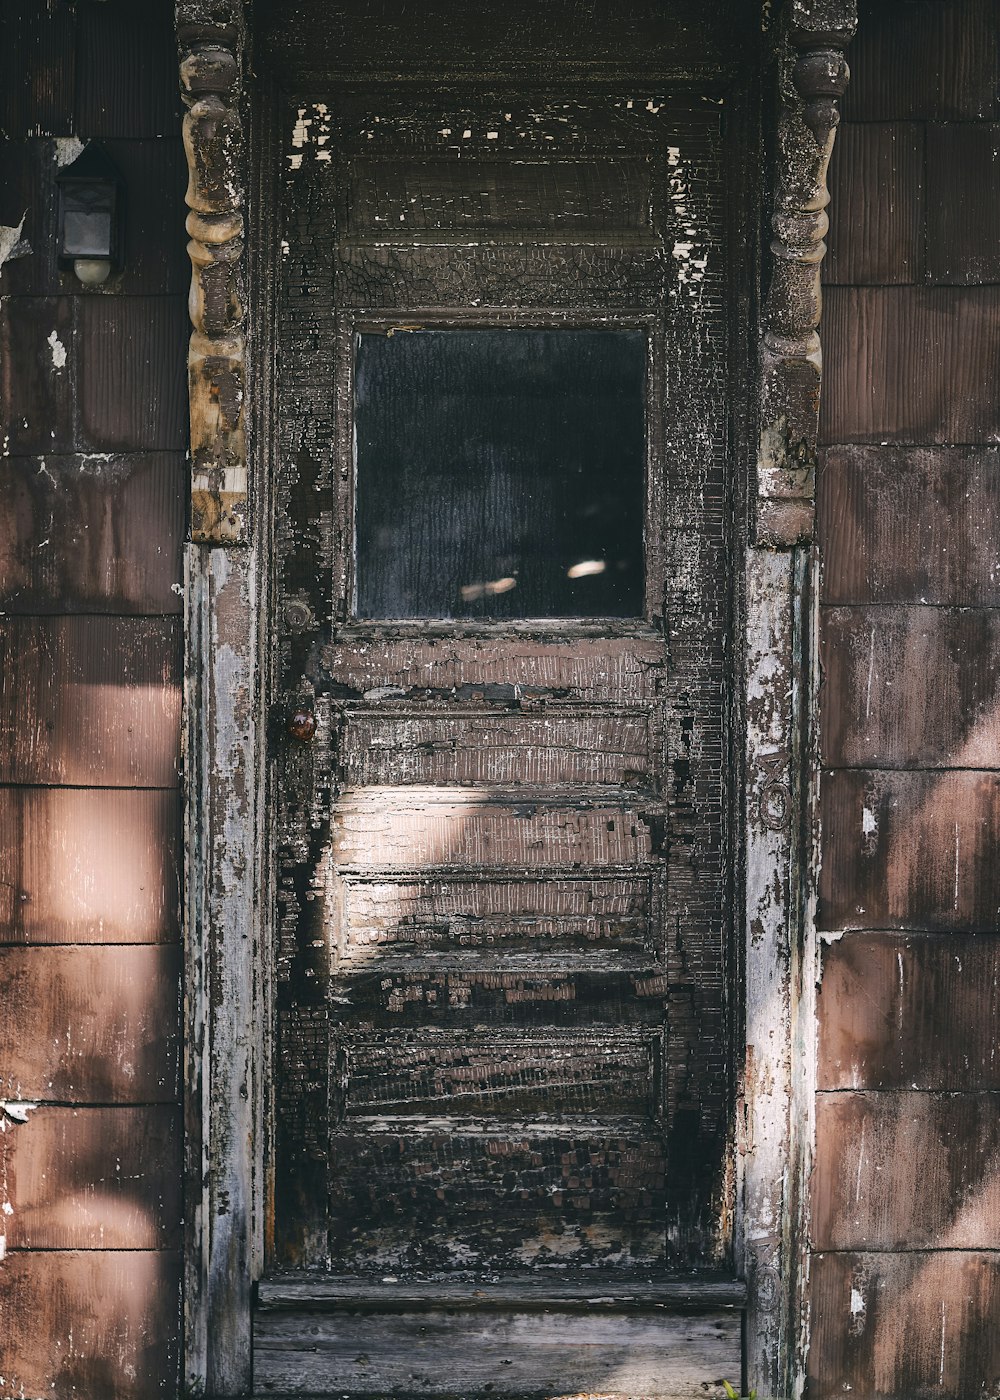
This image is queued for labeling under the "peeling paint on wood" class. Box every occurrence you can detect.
[267,65,736,1352]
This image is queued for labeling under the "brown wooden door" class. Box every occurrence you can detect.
[262,78,741,1395]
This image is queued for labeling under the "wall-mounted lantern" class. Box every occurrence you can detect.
[55,143,125,286]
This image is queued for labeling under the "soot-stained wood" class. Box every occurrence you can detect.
[258,1272,746,1309]
[271,81,733,1288]
[0,787,180,944]
[0,1105,181,1249]
[809,1252,1000,1400]
[818,933,1000,1092]
[99,139,190,295]
[813,1091,1000,1251]
[0,616,181,787]
[254,1304,741,1399]
[0,139,56,296]
[820,287,1000,445]
[76,295,189,452]
[337,877,654,958]
[820,606,1000,768]
[926,123,1000,286]
[332,792,657,869]
[0,945,181,1102]
[257,0,752,81]
[0,1250,181,1400]
[75,0,182,140]
[819,446,1000,607]
[0,453,185,614]
[341,713,652,787]
[824,123,924,286]
[0,295,75,454]
[0,0,75,139]
[841,0,1000,122]
[322,636,666,704]
[819,769,1000,932]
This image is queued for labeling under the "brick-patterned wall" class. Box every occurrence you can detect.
[814,0,1000,1393]
[0,3,186,1396]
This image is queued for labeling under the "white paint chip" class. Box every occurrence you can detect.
[47,329,67,370]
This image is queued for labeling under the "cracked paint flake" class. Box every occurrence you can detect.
[47,329,67,369]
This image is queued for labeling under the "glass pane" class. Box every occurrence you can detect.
[354,328,645,619]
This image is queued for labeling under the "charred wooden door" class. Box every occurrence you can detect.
[263,74,742,1395]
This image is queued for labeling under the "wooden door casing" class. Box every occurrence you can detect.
[271,87,735,1286]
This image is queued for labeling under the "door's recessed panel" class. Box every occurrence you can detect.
[354,328,646,619]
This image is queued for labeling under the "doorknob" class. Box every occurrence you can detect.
[286,704,317,743]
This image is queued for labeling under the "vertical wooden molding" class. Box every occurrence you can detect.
[744,3,855,1395]
[177,6,259,1397]
[756,0,856,548]
[177,2,249,544]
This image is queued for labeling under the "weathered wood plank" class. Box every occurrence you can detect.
[335,964,663,1028]
[841,0,999,121]
[259,0,752,79]
[820,607,1000,768]
[333,790,656,869]
[809,1252,1000,1400]
[76,296,189,452]
[75,0,182,139]
[825,123,924,285]
[100,140,190,295]
[258,1272,747,1310]
[813,1092,1000,1251]
[0,0,76,138]
[926,123,1000,286]
[254,1304,741,1398]
[0,945,180,1101]
[0,787,180,943]
[339,876,654,957]
[818,933,1000,1091]
[0,139,55,296]
[0,616,181,786]
[326,1124,671,1274]
[820,287,1000,445]
[0,1250,181,1400]
[336,1030,656,1116]
[819,446,1000,606]
[0,1105,181,1249]
[322,636,666,704]
[0,454,185,614]
[340,712,652,787]
[0,295,75,454]
[347,158,655,238]
[819,769,1000,932]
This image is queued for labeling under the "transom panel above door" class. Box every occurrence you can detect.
[263,72,742,1396]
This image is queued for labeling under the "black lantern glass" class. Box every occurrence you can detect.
[56,144,124,285]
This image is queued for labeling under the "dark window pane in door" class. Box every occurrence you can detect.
[354,329,645,619]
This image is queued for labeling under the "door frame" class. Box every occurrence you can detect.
[174,1,857,1394]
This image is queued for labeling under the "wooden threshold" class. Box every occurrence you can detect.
[253,1279,744,1397]
[257,1271,747,1312]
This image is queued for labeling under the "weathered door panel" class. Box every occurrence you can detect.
[270,72,734,1359]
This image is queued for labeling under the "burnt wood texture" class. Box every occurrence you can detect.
[815,0,1000,1394]
[258,1,755,1388]
[0,3,185,1398]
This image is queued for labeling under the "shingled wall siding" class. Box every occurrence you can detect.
[0,3,186,1396]
[814,0,1000,1394]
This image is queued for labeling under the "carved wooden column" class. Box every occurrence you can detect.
[756,0,854,547]
[176,6,261,1398]
[177,1,248,544]
[743,2,855,1395]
